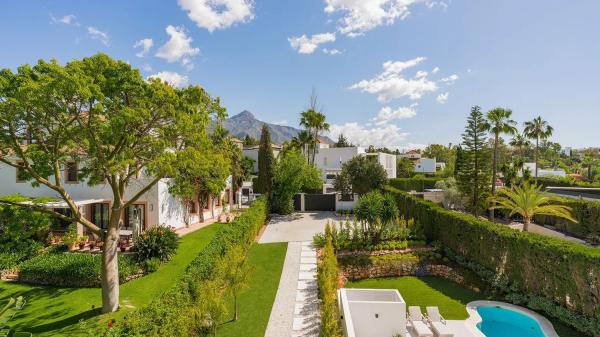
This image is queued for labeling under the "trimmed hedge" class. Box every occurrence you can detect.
[116,198,268,336]
[318,232,342,337]
[388,177,444,192]
[17,252,140,287]
[0,252,25,270]
[537,177,600,189]
[535,198,600,242]
[385,186,600,334]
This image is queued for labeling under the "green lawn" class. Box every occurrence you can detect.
[218,242,287,337]
[347,276,587,337]
[0,223,223,336]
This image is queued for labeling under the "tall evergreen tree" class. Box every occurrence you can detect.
[257,124,275,197]
[457,106,491,216]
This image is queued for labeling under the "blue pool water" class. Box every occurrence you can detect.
[476,306,546,337]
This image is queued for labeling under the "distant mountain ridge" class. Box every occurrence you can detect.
[222,110,333,145]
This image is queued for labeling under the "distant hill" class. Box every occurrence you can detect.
[222,110,333,145]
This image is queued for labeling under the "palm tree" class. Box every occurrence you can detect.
[486,108,517,220]
[524,116,553,183]
[291,130,314,161]
[491,183,577,232]
[299,108,329,165]
[509,133,531,157]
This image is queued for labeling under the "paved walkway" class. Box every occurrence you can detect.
[259,212,338,243]
[264,241,320,337]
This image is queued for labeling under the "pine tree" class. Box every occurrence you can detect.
[257,124,275,197]
[457,106,491,216]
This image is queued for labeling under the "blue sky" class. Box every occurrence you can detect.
[1,1,599,149]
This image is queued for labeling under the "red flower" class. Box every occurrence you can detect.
[108,321,113,328]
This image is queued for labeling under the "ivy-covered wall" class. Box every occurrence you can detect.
[385,186,600,319]
[535,198,600,243]
[388,177,444,192]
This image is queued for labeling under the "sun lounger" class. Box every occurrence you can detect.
[426,307,454,337]
[408,306,434,337]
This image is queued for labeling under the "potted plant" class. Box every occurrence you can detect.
[63,224,79,251]
[78,235,89,250]
[120,240,127,252]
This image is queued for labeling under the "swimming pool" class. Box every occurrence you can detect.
[476,305,545,337]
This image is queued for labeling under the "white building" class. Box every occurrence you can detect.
[522,163,566,178]
[242,144,282,173]
[314,147,397,182]
[414,158,437,174]
[0,160,231,237]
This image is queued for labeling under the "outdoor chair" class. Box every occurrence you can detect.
[0,329,9,337]
[0,298,15,317]
[0,296,26,330]
[426,307,454,337]
[408,306,434,337]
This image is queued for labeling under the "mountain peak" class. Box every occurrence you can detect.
[232,110,255,120]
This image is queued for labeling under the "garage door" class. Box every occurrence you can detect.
[304,194,336,211]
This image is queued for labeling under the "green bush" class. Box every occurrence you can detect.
[134,226,179,262]
[17,252,141,287]
[385,185,600,336]
[534,198,600,242]
[0,252,26,270]
[536,176,600,189]
[388,177,444,192]
[0,201,52,256]
[318,235,342,337]
[115,197,268,337]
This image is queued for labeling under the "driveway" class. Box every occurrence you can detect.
[259,212,339,243]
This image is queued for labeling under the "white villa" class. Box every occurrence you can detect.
[0,160,233,237]
[314,146,397,184]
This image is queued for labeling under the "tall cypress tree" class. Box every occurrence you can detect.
[257,124,275,197]
[457,106,491,216]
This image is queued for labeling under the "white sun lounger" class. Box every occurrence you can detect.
[408,306,434,337]
[426,307,454,337]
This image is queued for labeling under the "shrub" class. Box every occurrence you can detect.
[388,177,444,192]
[134,226,179,262]
[18,252,141,287]
[386,185,600,336]
[114,197,268,337]
[144,258,162,273]
[0,201,52,256]
[534,197,600,242]
[0,252,25,270]
[318,235,342,337]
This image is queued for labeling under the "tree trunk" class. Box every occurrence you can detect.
[534,138,539,183]
[234,292,238,321]
[101,212,121,313]
[490,134,499,221]
[211,196,215,220]
[198,194,205,223]
[523,218,530,232]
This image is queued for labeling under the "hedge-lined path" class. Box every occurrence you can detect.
[264,241,320,337]
[0,223,223,337]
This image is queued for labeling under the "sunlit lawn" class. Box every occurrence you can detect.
[0,223,223,336]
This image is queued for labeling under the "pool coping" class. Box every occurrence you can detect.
[466,300,559,337]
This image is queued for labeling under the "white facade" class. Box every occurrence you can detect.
[414,158,437,174]
[314,147,396,180]
[0,161,227,233]
[338,288,407,337]
[242,146,281,173]
[522,163,566,178]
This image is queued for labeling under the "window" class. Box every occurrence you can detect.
[15,161,27,182]
[124,204,145,230]
[188,200,197,214]
[91,203,109,229]
[204,194,211,210]
[65,162,78,183]
[52,208,73,230]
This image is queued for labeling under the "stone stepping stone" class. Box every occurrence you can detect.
[298,271,316,280]
[299,264,317,271]
[297,280,317,290]
[301,251,317,257]
[301,257,317,264]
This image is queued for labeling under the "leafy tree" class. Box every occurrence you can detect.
[256,124,275,197]
[396,157,414,178]
[0,196,53,255]
[170,145,230,222]
[334,133,353,147]
[215,245,251,321]
[457,106,491,216]
[0,54,222,312]
[290,129,314,161]
[271,149,319,214]
[191,278,228,337]
[302,164,324,193]
[334,156,387,196]
[491,183,577,232]
[243,134,259,146]
[422,144,454,163]
[354,191,398,242]
[486,107,517,220]
[524,116,554,182]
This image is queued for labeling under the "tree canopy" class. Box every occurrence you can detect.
[333,156,388,196]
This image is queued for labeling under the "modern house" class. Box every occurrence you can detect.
[0,160,232,237]
[521,163,566,178]
[398,151,442,174]
[242,144,282,173]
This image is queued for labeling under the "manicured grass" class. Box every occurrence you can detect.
[218,242,287,337]
[0,223,223,336]
[347,276,587,337]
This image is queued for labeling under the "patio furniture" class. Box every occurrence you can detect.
[0,297,26,328]
[426,307,454,337]
[0,329,9,337]
[408,306,434,337]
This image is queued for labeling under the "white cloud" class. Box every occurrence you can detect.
[87,26,109,46]
[288,32,336,54]
[141,63,153,72]
[271,120,288,126]
[134,38,154,57]
[148,71,189,88]
[440,74,458,84]
[51,14,78,25]
[431,67,440,74]
[415,70,428,78]
[328,122,409,148]
[436,92,449,104]
[349,57,437,102]
[178,0,254,32]
[155,25,200,66]
[323,48,342,55]
[372,106,417,125]
[325,0,447,37]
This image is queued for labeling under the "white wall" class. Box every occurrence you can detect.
[339,289,406,337]
[522,163,566,178]
[243,147,280,173]
[367,153,397,179]
[315,147,364,177]
[415,158,436,174]
[336,194,358,211]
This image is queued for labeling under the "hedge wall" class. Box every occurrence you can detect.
[388,177,444,192]
[384,186,600,320]
[535,198,600,242]
[116,197,268,336]
[537,177,600,189]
